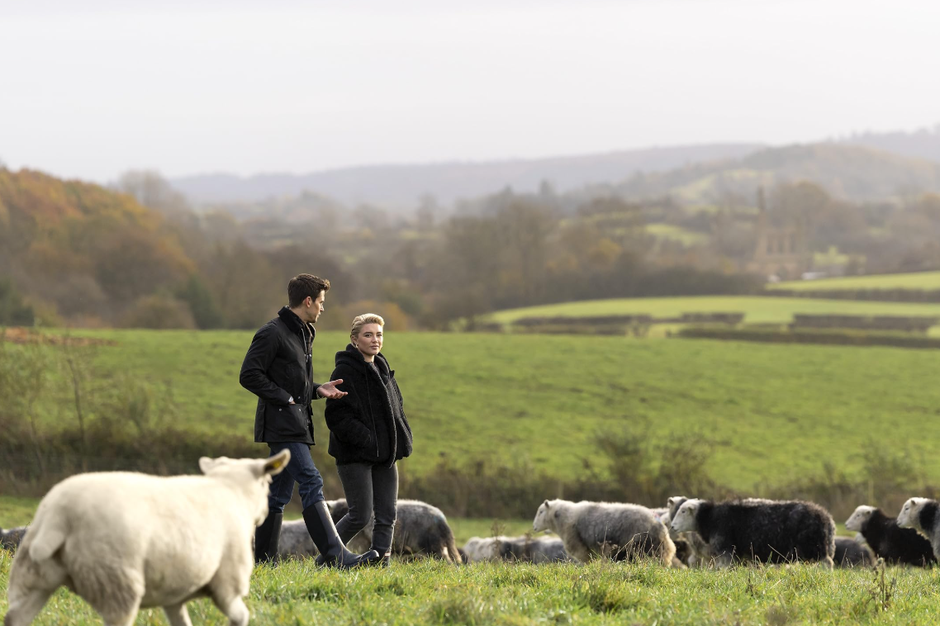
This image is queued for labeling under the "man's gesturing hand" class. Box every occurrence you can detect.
[316,379,348,399]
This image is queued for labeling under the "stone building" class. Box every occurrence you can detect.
[746,187,812,280]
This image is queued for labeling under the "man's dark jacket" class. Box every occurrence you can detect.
[240,306,322,444]
[324,344,413,467]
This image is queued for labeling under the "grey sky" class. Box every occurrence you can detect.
[1,0,938,183]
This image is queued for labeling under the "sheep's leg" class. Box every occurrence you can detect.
[208,561,251,625]
[817,556,834,570]
[164,603,193,626]
[75,566,143,626]
[715,553,734,569]
[99,606,140,626]
[3,587,55,626]
[216,596,249,626]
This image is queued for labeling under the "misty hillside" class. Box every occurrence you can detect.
[169,143,762,209]
[839,125,940,164]
[614,143,940,204]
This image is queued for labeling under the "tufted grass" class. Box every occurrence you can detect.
[2,551,940,625]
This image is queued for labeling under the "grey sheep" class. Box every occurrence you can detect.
[331,498,462,563]
[670,498,836,568]
[461,536,497,562]
[278,498,462,563]
[275,500,365,560]
[497,535,568,563]
[461,535,569,563]
[532,499,676,565]
[833,536,875,567]
[1,526,28,551]
[276,518,318,559]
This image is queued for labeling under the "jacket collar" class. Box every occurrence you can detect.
[336,343,389,376]
[278,306,315,341]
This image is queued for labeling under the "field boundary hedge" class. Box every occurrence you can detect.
[677,326,940,349]
[765,288,940,302]
[790,314,939,333]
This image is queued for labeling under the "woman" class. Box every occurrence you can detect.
[324,313,413,566]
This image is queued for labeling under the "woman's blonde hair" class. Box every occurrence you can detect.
[350,313,385,338]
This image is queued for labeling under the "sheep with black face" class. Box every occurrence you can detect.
[670,498,835,568]
[845,505,935,567]
[897,497,940,561]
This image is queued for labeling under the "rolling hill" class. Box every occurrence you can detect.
[615,144,940,204]
[169,144,763,209]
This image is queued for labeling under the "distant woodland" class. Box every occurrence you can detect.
[3,137,940,330]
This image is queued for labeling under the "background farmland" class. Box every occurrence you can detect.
[4,288,940,520]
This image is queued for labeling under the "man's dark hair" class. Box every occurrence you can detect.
[288,274,331,308]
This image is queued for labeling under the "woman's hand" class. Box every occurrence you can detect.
[317,379,348,399]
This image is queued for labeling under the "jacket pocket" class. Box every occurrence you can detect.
[264,402,309,439]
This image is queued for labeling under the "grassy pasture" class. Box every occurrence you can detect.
[769,271,940,292]
[486,295,940,328]
[2,553,939,626]
[645,223,709,246]
[10,326,940,492]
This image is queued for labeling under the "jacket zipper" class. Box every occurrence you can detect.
[365,368,380,458]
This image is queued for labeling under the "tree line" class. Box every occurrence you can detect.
[3,166,940,330]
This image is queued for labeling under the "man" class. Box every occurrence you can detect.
[240,273,377,568]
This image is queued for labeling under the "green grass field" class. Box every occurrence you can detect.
[7,312,940,624]
[2,554,938,625]
[770,271,940,292]
[10,325,940,492]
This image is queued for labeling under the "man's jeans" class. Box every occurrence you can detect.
[266,442,325,513]
[335,462,398,554]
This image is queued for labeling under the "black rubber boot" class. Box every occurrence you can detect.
[368,525,393,567]
[303,501,378,569]
[364,549,391,568]
[314,515,362,567]
[254,510,283,565]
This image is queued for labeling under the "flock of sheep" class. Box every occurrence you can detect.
[3,451,940,625]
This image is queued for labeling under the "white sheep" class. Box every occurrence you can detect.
[3,450,290,626]
[896,497,940,560]
[532,499,676,565]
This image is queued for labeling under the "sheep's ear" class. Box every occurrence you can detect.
[198,457,216,474]
[264,449,291,475]
[543,500,550,508]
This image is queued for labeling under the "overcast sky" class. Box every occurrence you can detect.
[1,0,938,183]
